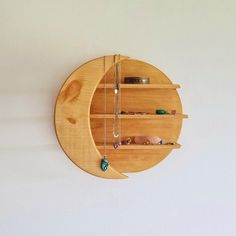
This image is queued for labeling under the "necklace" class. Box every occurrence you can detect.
[113,54,122,149]
[101,56,109,171]
[101,55,122,171]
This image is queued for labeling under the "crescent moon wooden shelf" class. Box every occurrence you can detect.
[54,55,188,179]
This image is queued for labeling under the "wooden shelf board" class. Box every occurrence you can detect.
[90,114,188,119]
[97,84,180,89]
[96,143,181,150]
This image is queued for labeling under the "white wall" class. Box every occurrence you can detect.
[0,0,235,235]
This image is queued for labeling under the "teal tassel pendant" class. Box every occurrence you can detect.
[101,157,109,171]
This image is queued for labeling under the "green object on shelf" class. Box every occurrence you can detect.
[156,109,167,115]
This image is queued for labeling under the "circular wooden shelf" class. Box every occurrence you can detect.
[54,55,187,179]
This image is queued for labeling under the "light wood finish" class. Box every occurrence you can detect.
[90,119,182,147]
[90,58,186,173]
[55,55,128,179]
[90,114,188,119]
[55,55,187,178]
[96,143,181,150]
[97,84,180,89]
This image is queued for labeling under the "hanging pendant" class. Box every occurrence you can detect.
[101,157,109,171]
[113,114,119,138]
[113,142,121,149]
[114,82,119,94]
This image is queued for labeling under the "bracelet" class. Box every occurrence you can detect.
[124,77,150,84]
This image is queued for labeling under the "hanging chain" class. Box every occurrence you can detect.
[118,54,122,145]
[113,55,118,138]
[103,56,107,157]
[101,56,109,172]
[113,54,122,149]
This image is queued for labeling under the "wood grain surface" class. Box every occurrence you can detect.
[55,55,187,178]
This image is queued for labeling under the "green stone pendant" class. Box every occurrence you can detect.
[101,158,109,171]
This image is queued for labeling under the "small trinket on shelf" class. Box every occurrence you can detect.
[120,111,149,115]
[155,109,168,115]
[121,137,132,145]
[134,136,162,145]
[120,136,171,146]
[165,142,175,145]
[124,77,150,84]
[171,110,176,115]
[143,140,151,145]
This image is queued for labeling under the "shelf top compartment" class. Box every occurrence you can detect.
[90,114,188,119]
[97,83,180,89]
[96,143,181,150]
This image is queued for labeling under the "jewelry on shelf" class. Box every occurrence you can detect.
[155,109,177,115]
[121,136,170,145]
[124,77,150,84]
[121,137,133,145]
[120,110,177,116]
[120,111,149,115]
[134,136,163,145]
